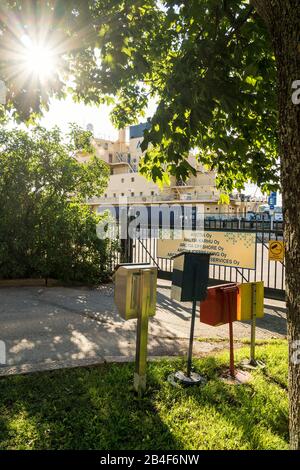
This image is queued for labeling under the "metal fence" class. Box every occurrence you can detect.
[113,217,285,301]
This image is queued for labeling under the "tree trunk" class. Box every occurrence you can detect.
[251,0,300,450]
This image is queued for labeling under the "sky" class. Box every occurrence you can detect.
[40,96,119,140]
[40,94,158,140]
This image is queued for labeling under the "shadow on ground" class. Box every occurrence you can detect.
[0,364,181,450]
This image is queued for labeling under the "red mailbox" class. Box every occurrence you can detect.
[200,283,238,326]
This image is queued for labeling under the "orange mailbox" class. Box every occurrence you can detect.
[200,283,238,326]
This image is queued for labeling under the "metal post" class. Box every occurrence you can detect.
[120,238,127,263]
[225,290,235,378]
[134,270,150,397]
[120,215,134,263]
[187,265,198,377]
[169,263,206,387]
[127,215,134,263]
[229,310,235,378]
[187,299,197,377]
[240,282,265,371]
[250,283,257,365]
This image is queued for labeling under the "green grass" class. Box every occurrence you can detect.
[0,340,288,450]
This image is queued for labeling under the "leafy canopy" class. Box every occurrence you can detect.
[0,1,279,193]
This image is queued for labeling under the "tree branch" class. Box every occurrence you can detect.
[226,4,255,39]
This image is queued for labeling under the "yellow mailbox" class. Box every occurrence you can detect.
[114,264,157,320]
[113,263,158,396]
[237,281,264,321]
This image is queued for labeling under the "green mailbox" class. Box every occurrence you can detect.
[171,251,210,302]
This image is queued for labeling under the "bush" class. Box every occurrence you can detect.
[0,125,115,284]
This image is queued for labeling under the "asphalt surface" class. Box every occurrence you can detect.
[0,281,287,375]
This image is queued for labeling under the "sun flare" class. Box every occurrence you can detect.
[21,36,56,80]
[24,45,55,78]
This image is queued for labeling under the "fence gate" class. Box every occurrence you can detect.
[116,219,285,301]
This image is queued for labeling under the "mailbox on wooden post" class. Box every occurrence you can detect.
[114,263,157,396]
[238,281,265,369]
[114,263,157,320]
